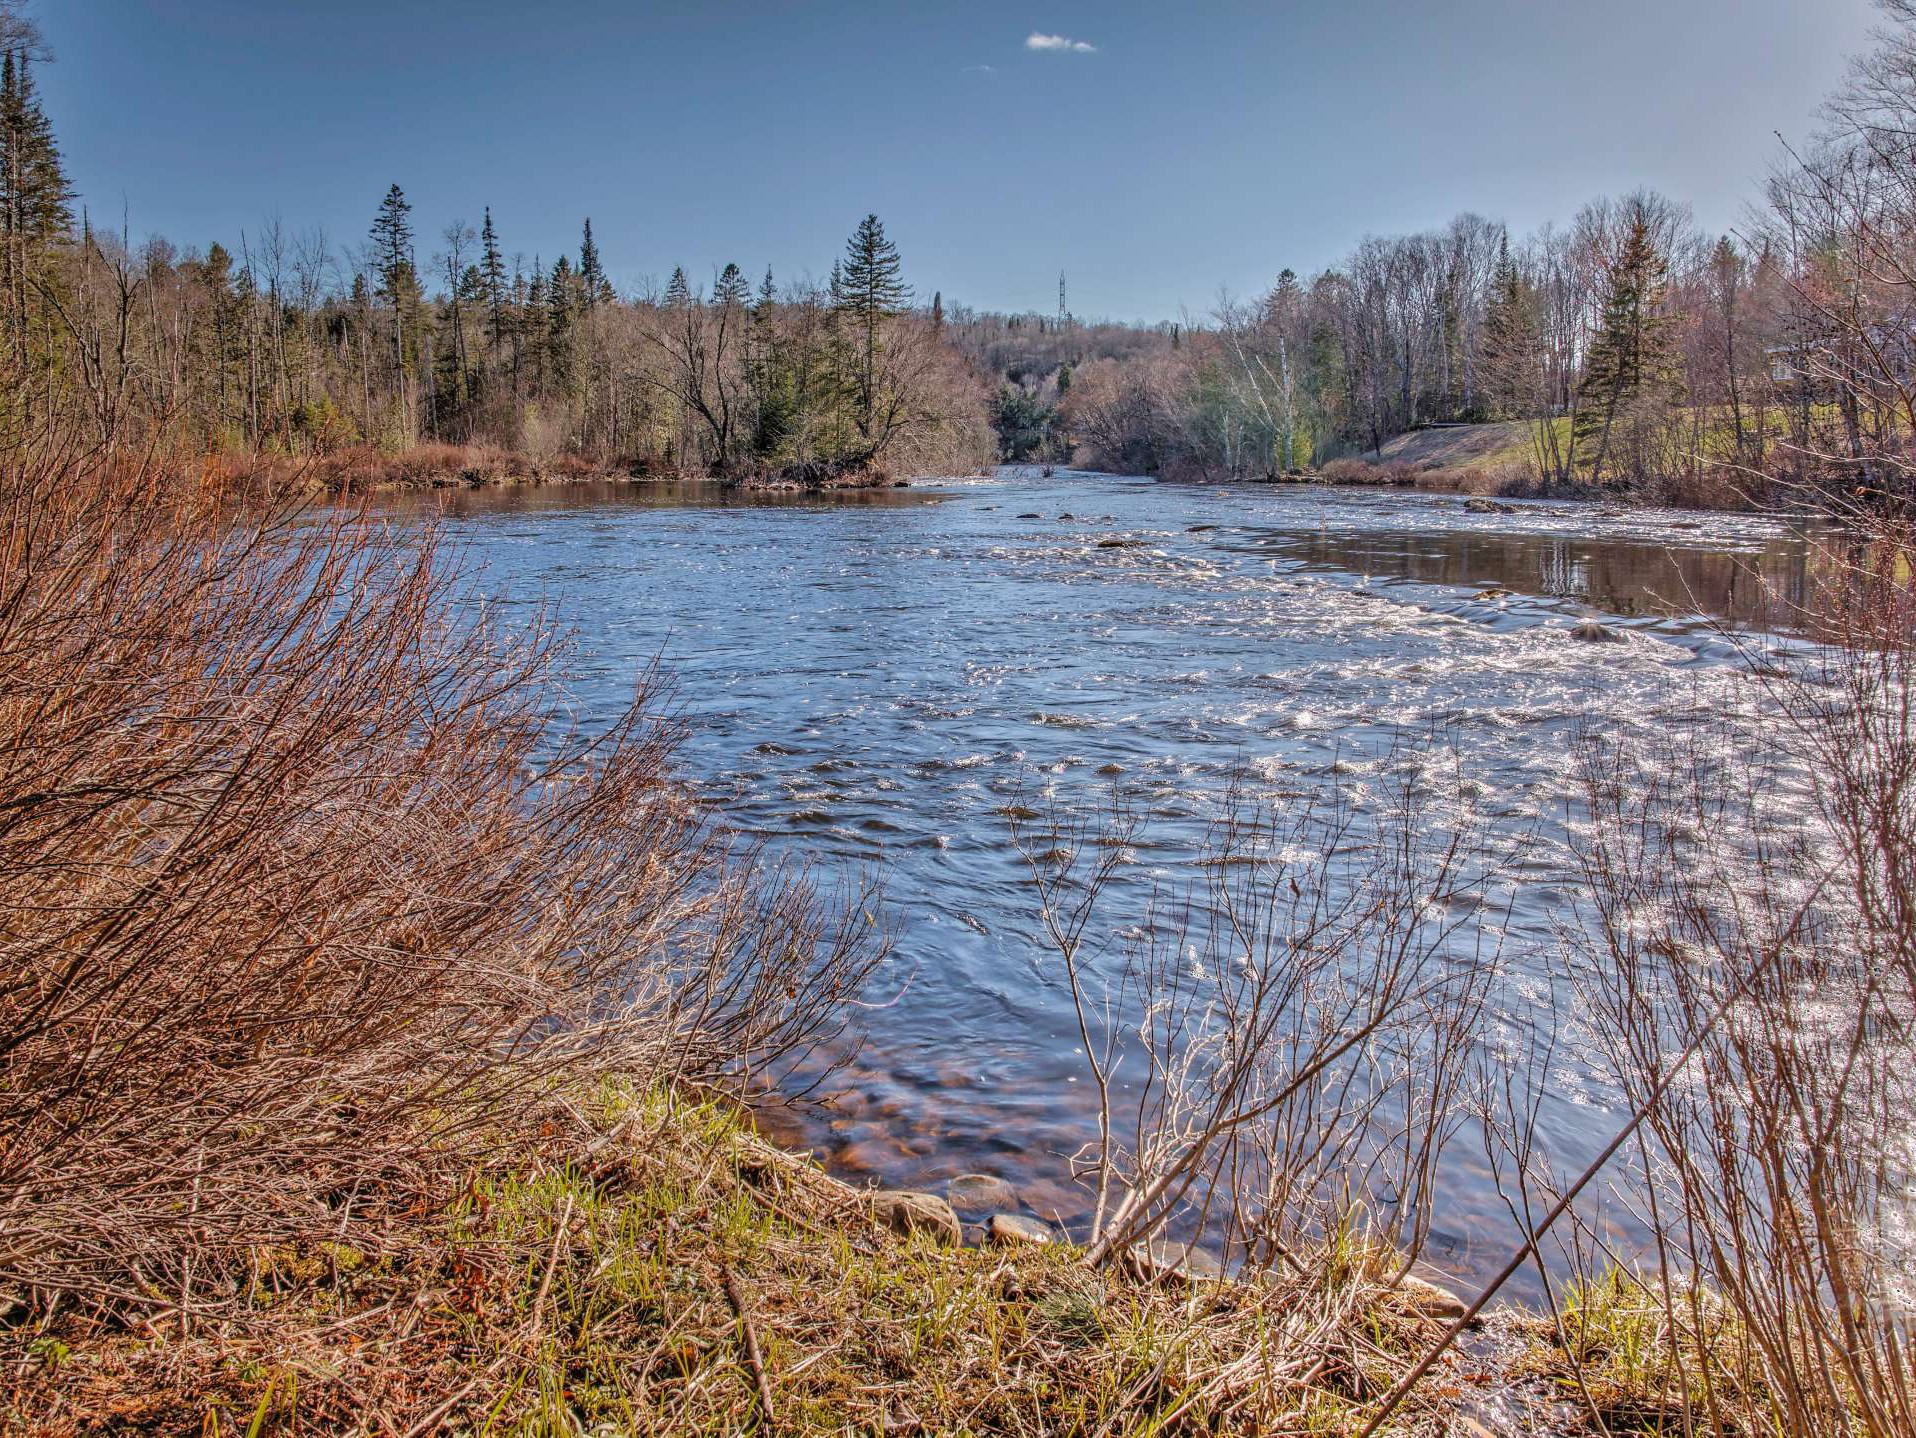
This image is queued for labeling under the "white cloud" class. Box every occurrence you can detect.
[963,63,998,73]
[1025,32,1095,53]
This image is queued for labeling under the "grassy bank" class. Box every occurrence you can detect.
[5,1085,1481,1436]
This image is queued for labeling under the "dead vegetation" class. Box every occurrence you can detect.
[0,415,880,1331]
[201,441,617,495]
[4,1087,1469,1437]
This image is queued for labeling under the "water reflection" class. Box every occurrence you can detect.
[1259,525,1823,631]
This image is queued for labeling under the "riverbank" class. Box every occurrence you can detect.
[1286,421,1771,511]
[209,444,952,497]
[4,1085,1530,1436]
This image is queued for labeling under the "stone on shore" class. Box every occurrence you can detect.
[1124,1239,1225,1286]
[873,1190,962,1246]
[1397,1273,1471,1320]
[987,1213,1054,1247]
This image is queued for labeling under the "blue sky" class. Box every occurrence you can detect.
[40,0,1879,322]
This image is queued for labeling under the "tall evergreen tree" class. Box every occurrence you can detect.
[1574,207,1680,485]
[546,254,577,390]
[0,46,70,357]
[713,262,749,310]
[835,214,911,448]
[1479,232,1541,420]
[479,207,509,353]
[526,256,545,389]
[368,184,419,412]
[578,218,610,308]
[664,265,691,310]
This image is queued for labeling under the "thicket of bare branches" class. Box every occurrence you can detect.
[0,419,881,1316]
[1541,517,1915,1436]
[1533,30,1916,1418]
[1019,766,1500,1280]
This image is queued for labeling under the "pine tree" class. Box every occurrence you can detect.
[835,214,911,448]
[201,242,239,425]
[578,218,610,308]
[479,207,509,353]
[713,262,749,310]
[664,266,691,310]
[368,184,419,416]
[526,256,545,389]
[1574,208,1680,486]
[1479,233,1541,421]
[546,254,577,390]
[0,47,70,357]
[931,290,944,334]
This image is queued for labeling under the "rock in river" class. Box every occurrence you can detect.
[947,1173,1021,1214]
[1569,619,1623,643]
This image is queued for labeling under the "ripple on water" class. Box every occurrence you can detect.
[400,473,1809,1292]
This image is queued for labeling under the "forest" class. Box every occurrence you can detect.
[4,8,1910,511]
[972,175,1916,511]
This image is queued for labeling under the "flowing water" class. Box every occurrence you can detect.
[393,468,1826,1284]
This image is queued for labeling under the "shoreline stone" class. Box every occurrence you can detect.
[1124,1239,1225,1286]
[873,1190,962,1246]
[988,1213,1053,1247]
[1398,1273,1471,1321]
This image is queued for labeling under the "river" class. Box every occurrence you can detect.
[397,467,1823,1285]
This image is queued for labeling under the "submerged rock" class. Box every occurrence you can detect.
[1569,619,1623,643]
[1017,512,1041,519]
[1465,497,1517,515]
[947,1173,1021,1213]
[988,1213,1054,1247]
[1096,537,1144,549]
[873,1190,962,1246]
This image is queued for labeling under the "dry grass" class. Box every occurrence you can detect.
[204,443,617,495]
[2,1086,1470,1437]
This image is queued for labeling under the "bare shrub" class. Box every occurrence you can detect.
[1319,456,1385,485]
[1536,517,1916,1436]
[0,429,880,1316]
[1018,761,1500,1276]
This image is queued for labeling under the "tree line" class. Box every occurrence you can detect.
[958,14,1916,515]
[14,0,1916,511]
[5,23,991,482]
